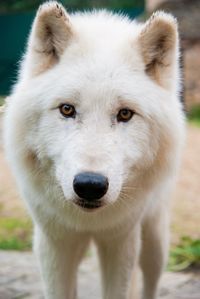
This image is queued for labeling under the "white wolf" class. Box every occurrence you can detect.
[4,2,185,299]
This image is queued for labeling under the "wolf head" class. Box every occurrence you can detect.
[4,2,184,214]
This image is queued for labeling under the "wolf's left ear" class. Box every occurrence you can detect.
[23,2,72,77]
[139,12,179,89]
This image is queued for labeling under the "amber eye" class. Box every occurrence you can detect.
[117,108,134,122]
[59,104,76,118]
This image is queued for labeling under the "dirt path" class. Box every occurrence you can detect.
[171,125,200,242]
[0,250,200,299]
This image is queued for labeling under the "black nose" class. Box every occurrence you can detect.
[73,172,109,201]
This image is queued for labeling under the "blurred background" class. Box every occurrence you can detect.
[0,0,200,298]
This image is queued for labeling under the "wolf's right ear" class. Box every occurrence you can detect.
[138,12,179,89]
[24,2,72,77]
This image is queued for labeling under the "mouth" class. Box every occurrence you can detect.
[74,199,104,211]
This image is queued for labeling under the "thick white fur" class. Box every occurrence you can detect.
[3,2,185,299]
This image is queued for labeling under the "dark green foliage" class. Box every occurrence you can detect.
[62,0,143,9]
[0,0,144,13]
[0,0,42,13]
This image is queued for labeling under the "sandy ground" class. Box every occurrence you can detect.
[171,125,200,242]
[0,112,199,242]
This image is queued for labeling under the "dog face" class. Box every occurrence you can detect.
[5,3,184,212]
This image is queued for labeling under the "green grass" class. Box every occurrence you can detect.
[187,105,200,127]
[168,236,200,271]
[0,217,32,250]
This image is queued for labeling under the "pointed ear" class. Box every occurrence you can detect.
[24,1,72,77]
[139,12,179,89]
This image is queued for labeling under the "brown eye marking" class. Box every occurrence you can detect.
[59,104,76,118]
[117,108,134,122]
